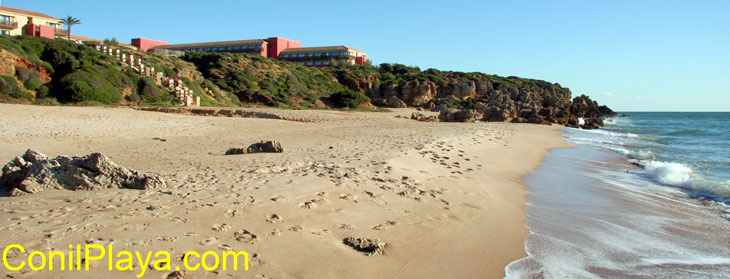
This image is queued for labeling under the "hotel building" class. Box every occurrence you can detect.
[278,46,368,67]
[0,6,66,38]
[132,37,368,67]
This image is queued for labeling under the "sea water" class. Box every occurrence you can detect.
[571,112,730,203]
[505,112,730,278]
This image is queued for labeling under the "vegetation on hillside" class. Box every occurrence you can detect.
[0,36,611,117]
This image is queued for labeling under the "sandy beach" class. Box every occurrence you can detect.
[0,103,566,278]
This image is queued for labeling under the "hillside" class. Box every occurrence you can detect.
[0,36,614,126]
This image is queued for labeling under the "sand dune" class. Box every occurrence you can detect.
[0,103,566,278]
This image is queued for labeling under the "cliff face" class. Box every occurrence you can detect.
[334,66,614,127]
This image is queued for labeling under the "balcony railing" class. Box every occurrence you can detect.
[0,20,18,29]
[54,28,68,36]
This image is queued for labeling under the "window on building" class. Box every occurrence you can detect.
[323,61,329,65]
[256,45,261,49]
[307,53,313,57]
[198,48,202,51]
[298,53,305,58]
[315,61,321,65]
[324,53,329,57]
[299,62,305,65]
[314,53,321,57]
[0,30,8,36]
[248,45,254,49]
[306,61,313,65]
[204,48,210,51]
[340,52,346,56]
[227,46,232,50]
[332,52,338,56]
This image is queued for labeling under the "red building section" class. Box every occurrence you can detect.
[264,37,301,59]
[131,38,170,52]
[22,18,55,39]
[355,56,369,66]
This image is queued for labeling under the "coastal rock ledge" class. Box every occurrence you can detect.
[0,149,166,196]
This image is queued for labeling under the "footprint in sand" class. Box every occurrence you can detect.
[339,193,358,203]
[371,220,399,231]
[310,229,331,236]
[234,229,258,244]
[266,214,283,223]
[224,209,238,218]
[200,237,218,246]
[212,223,232,232]
[270,195,286,202]
[301,198,330,209]
[338,224,356,230]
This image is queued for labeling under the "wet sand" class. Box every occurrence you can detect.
[0,103,565,278]
[506,146,730,278]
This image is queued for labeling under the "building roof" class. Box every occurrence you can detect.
[155,39,267,49]
[0,6,60,21]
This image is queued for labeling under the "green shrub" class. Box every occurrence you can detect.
[0,75,33,100]
[330,90,368,109]
[137,77,166,102]
[14,66,44,91]
[14,66,33,82]
[58,70,121,104]
[126,93,140,102]
[36,85,51,98]
[461,97,477,109]
[23,76,43,91]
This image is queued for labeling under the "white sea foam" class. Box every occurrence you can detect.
[643,160,693,187]
[636,160,730,201]
[629,149,655,160]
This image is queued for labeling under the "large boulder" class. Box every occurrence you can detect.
[226,140,284,155]
[247,140,284,153]
[439,108,483,123]
[343,237,386,256]
[410,112,438,122]
[402,81,437,106]
[570,94,616,119]
[1,149,166,196]
[385,96,407,108]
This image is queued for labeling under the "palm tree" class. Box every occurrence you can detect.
[61,16,81,41]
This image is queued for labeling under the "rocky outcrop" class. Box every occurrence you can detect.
[226,140,284,155]
[439,108,483,123]
[337,70,613,127]
[1,149,165,196]
[410,112,439,122]
[343,237,386,256]
[570,94,616,119]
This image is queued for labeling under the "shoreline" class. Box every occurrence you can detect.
[507,141,730,277]
[0,103,567,278]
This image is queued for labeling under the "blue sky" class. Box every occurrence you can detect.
[5,0,729,111]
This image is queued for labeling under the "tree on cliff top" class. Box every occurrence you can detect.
[61,16,81,41]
